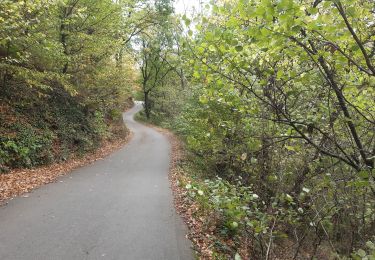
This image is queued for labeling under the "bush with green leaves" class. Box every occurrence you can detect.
[177,0,375,257]
[0,124,54,168]
[351,241,375,260]
[145,0,375,258]
[181,172,342,258]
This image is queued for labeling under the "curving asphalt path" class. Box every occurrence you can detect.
[0,103,192,260]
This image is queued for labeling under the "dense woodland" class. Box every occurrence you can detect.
[0,0,144,170]
[1,0,375,259]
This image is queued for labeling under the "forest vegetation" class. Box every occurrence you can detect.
[0,0,142,170]
[1,0,374,259]
[136,0,375,259]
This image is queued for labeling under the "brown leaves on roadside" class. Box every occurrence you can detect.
[0,132,133,204]
[156,128,215,259]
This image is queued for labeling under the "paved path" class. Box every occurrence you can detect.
[0,103,192,260]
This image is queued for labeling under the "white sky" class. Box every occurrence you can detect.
[174,0,205,16]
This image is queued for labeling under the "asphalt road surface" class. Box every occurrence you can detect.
[0,102,193,260]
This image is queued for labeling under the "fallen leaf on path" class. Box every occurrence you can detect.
[0,132,133,204]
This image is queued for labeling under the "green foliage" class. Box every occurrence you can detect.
[136,1,187,120]
[1,0,374,258]
[0,85,111,168]
[0,0,139,169]
[0,125,54,168]
[185,177,269,236]
[147,0,375,258]
[351,241,375,260]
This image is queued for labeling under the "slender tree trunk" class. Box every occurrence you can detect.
[144,91,150,119]
[60,17,69,73]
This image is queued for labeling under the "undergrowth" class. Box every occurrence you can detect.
[0,85,130,172]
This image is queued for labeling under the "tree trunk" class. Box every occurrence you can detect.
[144,91,150,119]
[60,8,69,74]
